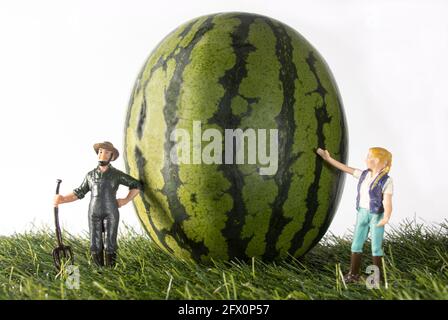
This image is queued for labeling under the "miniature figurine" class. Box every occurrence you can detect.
[316,147,393,283]
[53,141,143,267]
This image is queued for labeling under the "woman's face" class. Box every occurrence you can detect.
[365,151,380,170]
[365,150,386,171]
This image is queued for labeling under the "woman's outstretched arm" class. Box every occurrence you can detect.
[316,148,359,175]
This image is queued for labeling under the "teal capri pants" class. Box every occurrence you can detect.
[351,208,385,256]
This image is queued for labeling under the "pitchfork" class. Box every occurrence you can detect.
[52,179,74,270]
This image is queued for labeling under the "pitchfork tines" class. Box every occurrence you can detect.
[52,179,74,270]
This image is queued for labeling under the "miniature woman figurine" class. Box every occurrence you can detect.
[316,147,393,283]
[53,141,143,267]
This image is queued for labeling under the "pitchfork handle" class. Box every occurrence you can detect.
[54,179,63,247]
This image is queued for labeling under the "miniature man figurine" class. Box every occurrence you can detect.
[53,141,143,267]
[316,147,393,284]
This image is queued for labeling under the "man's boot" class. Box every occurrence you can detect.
[105,252,117,267]
[91,250,104,267]
[344,253,362,283]
[372,256,384,283]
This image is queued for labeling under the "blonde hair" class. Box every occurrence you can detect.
[369,147,392,190]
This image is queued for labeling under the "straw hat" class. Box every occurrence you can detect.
[93,141,119,161]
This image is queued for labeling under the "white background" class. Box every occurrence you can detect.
[0,0,447,238]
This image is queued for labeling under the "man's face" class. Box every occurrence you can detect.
[98,148,113,162]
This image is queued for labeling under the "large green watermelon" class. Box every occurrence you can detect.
[124,12,347,263]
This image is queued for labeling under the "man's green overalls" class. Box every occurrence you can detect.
[73,164,142,266]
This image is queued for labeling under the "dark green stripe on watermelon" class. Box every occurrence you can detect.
[207,13,257,261]
[134,19,200,141]
[133,146,173,253]
[146,19,199,81]
[261,18,300,261]
[287,51,334,256]
[159,16,217,261]
[136,97,147,139]
[292,55,348,257]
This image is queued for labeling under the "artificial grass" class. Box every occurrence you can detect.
[0,219,446,300]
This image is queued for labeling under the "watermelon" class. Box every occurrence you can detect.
[124,12,347,263]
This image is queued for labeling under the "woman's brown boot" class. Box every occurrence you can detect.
[344,253,362,283]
